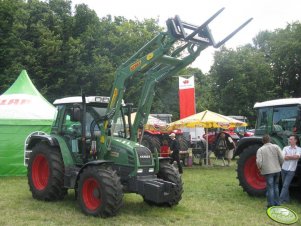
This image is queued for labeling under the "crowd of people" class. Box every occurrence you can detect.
[160,131,237,174]
[256,134,301,208]
[162,132,301,208]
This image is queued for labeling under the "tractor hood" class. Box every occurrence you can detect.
[111,137,147,150]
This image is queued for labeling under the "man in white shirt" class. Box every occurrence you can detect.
[280,135,301,204]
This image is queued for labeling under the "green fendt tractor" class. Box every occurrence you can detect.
[25,8,252,217]
[236,98,301,196]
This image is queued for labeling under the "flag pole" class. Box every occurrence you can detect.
[206,127,209,165]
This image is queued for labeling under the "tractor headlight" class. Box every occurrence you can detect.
[148,168,154,173]
[137,169,143,173]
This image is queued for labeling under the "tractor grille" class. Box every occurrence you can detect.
[136,147,152,165]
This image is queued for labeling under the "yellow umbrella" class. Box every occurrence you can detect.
[169,110,247,165]
[169,110,247,129]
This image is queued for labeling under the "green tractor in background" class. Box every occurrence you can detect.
[236,98,301,196]
[25,9,252,217]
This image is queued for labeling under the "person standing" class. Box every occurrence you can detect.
[256,134,284,208]
[280,135,301,204]
[169,133,183,174]
[216,132,236,166]
[160,139,170,157]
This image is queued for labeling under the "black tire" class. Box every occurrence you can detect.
[156,161,183,206]
[177,135,189,151]
[237,144,266,196]
[142,134,157,153]
[151,135,161,152]
[27,142,67,201]
[78,166,123,217]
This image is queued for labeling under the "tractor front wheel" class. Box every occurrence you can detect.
[237,144,266,196]
[157,161,183,206]
[27,142,67,201]
[78,166,123,217]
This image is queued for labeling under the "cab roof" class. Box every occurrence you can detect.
[53,96,110,105]
[254,98,301,108]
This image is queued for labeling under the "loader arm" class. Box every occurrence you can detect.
[101,8,252,152]
[130,9,252,142]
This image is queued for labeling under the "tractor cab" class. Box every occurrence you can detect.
[52,97,108,158]
[52,96,136,162]
[254,98,301,146]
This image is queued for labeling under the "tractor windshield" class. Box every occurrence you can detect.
[273,106,298,133]
[86,105,127,139]
[255,105,300,136]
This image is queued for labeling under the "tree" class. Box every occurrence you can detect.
[254,22,301,97]
[0,1,161,102]
[209,45,275,121]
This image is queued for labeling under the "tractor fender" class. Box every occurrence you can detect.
[27,133,59,150]
[144,130,161,135]
[76,160,114,187]
[234,136,263,157]
[64,160,114,189]
[78,160,114,178]
[80,160,114,170]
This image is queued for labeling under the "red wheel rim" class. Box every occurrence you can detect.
[32,154,49,190]
[244,155,266,190]
[82,178,101,210]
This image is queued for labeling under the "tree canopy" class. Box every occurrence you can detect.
[207,22,301,124]
[1,0,300,124]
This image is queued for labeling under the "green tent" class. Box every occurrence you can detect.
[0,70,56,176]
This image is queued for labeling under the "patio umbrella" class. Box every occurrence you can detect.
[169,110,247,165]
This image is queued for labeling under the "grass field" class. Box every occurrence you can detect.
[1,162,300,226]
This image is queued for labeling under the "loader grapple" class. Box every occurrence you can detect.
[167,8,253,47]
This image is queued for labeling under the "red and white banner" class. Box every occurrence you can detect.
[179,76,195,119]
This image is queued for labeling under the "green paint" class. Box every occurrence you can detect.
[52,135,75,166]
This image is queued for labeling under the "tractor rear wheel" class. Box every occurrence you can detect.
[27,142,67,201]
[177,135,189,151]
[237,144,266,196]
[142,134,156,153]
[157,161,183,206]
[151,135,161,152]
[78,166,123,217]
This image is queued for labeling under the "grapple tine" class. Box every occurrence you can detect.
[185,7,225,40]
[167,8,252,49]
[214,18,253,48]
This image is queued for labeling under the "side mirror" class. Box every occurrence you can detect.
[71,107,81,122]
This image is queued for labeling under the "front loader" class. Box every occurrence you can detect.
[25,8,252,217]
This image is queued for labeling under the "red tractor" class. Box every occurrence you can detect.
[140,113,189,154]
[203,129,240,151]
[227,116,254,138]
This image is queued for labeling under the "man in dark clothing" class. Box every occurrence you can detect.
[215,132,236,166]
[169,133,183,174]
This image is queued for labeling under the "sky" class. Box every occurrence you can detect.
[72,0,300,73]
